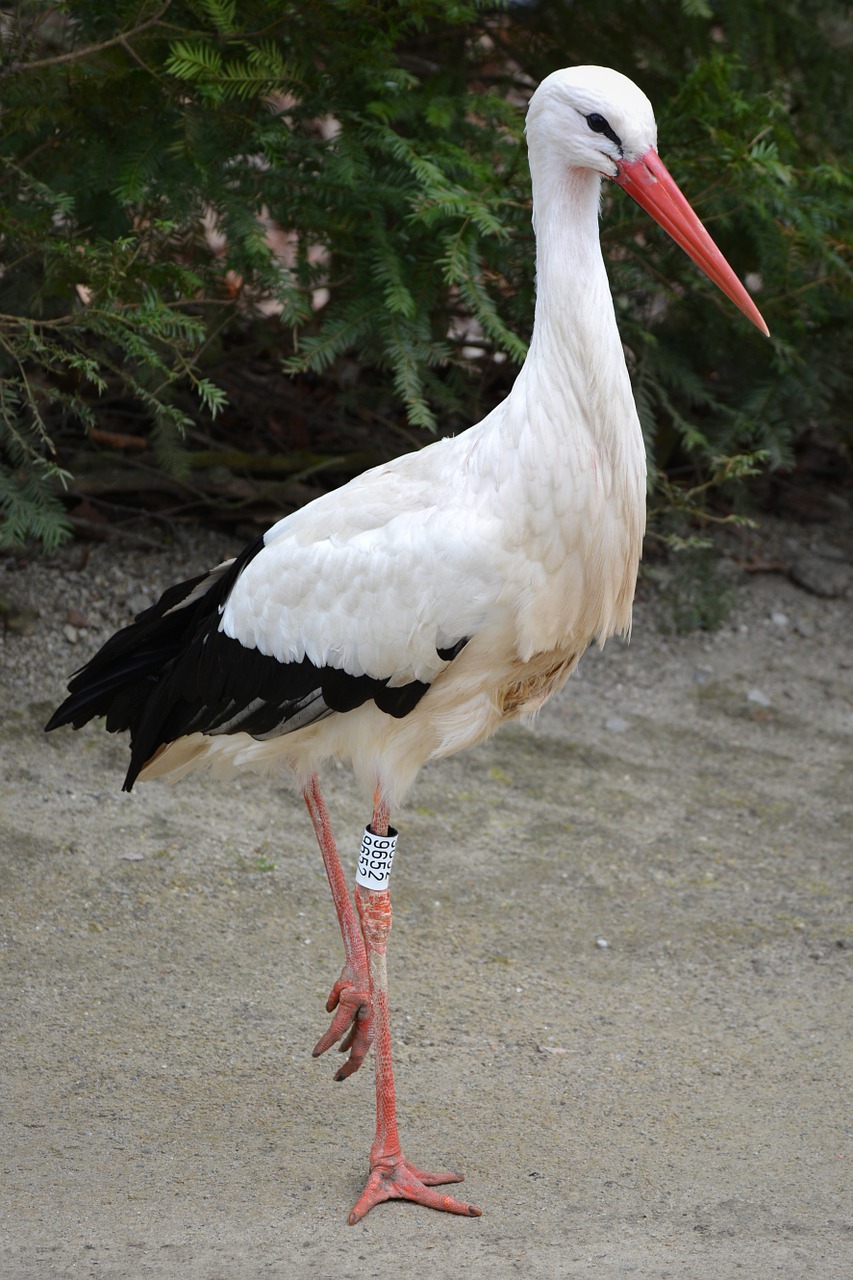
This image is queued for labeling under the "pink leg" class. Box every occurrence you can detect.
[348,796,481,1224]
[303,775,372,1081]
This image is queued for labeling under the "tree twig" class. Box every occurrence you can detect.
[3,5,173,76]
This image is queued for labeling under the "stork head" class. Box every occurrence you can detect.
[527,66,769,335]
[527,66,657,174]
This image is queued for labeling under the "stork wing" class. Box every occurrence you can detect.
[47,445,508,789]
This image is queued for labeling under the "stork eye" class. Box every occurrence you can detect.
[585,112,623,152]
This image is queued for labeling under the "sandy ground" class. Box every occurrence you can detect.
[1,516,851,1279]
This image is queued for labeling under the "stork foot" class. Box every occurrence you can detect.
[312,966,373,1081]
[348,1154,481,1224]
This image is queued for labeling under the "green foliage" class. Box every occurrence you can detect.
[0,0,849,547]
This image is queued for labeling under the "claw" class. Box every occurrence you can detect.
[312,967,373,1078]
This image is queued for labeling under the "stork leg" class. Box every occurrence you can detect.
[303,774,372,1080]
[348,796,481,1225]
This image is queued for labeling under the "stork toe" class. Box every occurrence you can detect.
[312,968,373,1079]
[348,1155,481,1224]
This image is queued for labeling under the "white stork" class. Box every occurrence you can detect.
[47,66,768,1223]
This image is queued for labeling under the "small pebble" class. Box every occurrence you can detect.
[596,937,609,949]
[769,610,789,628]
[604,715,630,733]
[790,554,852,598]
[62,624,78,644]
[747,688,772,707]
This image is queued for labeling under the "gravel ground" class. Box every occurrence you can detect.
[1,512,851,1280]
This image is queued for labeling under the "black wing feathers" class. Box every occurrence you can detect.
[45,538,265,735]
[46,533,469,792]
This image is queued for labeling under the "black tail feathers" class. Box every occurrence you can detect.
[44,538,265,786]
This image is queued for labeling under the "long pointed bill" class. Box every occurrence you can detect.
[614,147,769,336]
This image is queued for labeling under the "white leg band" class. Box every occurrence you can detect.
[355,825,398,890]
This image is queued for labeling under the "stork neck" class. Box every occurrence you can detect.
[527,162,617,369]
[490,151,639,471]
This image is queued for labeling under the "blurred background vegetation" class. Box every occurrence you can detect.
[1,0,850,551]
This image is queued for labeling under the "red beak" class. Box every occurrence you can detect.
[614,147,769,336]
